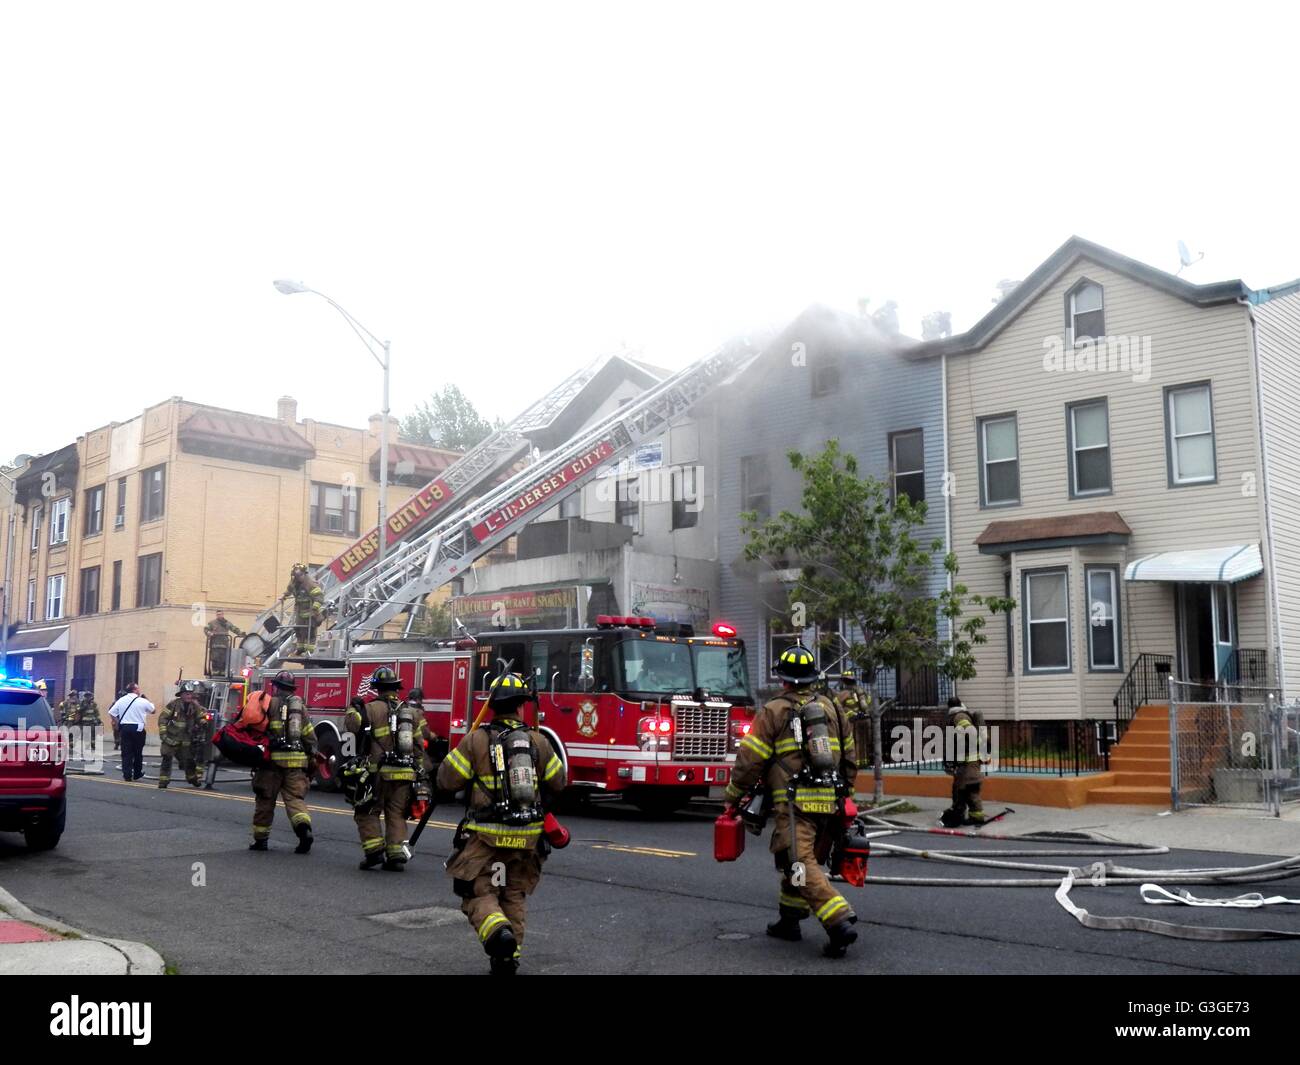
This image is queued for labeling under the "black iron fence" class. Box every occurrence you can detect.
[1112,652,1174,739]
[870,664,956,709]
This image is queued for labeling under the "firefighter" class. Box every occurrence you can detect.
[283,564,324,655]
[435,673,566,976]
[833,670,869,721]
[78,689,101,757]
[344,667,432,871]
[203,610,245,676]
[250,670,316,853]
[59,691,80,759]
[941,697,985,828]
[724,644,860,959]
[158,682,204,788]
[189,683,214,781]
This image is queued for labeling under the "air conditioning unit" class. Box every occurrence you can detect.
[114,515,125,528]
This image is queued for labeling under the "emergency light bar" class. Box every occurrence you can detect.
[712,621,738,639]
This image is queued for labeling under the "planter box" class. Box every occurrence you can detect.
[1213,768,1265,803]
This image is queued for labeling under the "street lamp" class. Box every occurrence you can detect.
[273,280,392,574]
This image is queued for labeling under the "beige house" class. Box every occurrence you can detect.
[1,396,457,724]
[909,237,1300,720]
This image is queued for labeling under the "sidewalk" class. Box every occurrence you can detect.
[0,885,165,975]
[865,793,1300,858]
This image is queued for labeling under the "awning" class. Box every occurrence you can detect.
[1124,544,1263,584]
[3,625,70,653]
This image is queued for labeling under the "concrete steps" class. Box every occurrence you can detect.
[1086,704,1172,806]
[1087,784,1170,805]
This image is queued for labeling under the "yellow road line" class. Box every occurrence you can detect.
[591,843,696,859]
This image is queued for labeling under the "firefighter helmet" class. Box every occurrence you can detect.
[271,670,298,692]
[839,669,857,685]
[35,679,47,692]
[406,687,424,703]
[487,672,529,710]
[371,667,400,692]
[290,563,308,578]
[179,680,198,695]
[773,645,818,685]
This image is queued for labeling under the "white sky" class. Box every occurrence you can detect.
[5,1,1299,460]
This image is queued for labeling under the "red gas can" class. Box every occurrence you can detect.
[714,809,745,862]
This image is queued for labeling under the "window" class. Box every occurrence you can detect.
[1086,566,1121,671]
[49,498,70,546]
[1068,399,1112,496]
[615,476,640,535]
[30,505,41,550]
[136,553,163,608]
[812,353,842,397]
[1023,569,1070,672]
[84,485,104,536]
[72,654,96,695]
[890,430,925,504]
[115,651,139,695]
[979,415,1020,506]
[115,478,127,528]
[46,574,65,620]
[140,464,166,522]
[1166,382,1216,486]
[310,482,360,536]
[672,465,699,530]
[111,560,123,611]
[26,579,36,622]
[1067,280,1104,342]
[1004,571,1014,675]
[741,454,771,518]
[80,566,101,615]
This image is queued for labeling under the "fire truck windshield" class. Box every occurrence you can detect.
[691,643,750,698]
[614,638,752,700]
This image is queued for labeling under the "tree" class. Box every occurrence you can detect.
[400,385,500,450]
[742,439,1014,801]
[406,597,457,639]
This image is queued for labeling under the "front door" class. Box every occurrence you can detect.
[1212,582,1236,682]
[1177,582,1236,688]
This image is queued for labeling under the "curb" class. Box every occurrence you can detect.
[0,885,166,975]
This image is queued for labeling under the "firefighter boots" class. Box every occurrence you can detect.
[485,925,518,961]
[823,916,859,959]
[382,858,406,872]
[249,839,268,851]
[359,851,385,870]
[293,823,314,854]
[490,957,519,976]
[766,916,803,941]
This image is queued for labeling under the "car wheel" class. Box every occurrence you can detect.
[24,825,62,851]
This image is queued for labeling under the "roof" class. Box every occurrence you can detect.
[4,625,71,653]
[907,237,1251,361]
[975,511,1132,555]
[15,444,78,503]
[1125,544,1263,584]
[371,442,462,486]
[179,409,315,469]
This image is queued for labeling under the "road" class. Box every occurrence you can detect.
[2,764,1298,975]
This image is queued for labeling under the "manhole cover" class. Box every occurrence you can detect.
[368,907,464,930]
[716,932,751,941]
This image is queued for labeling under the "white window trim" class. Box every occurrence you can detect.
[30,506,41,550]
[1069,283,1105,344]
[1168,385,1215,485]
[26,579,36,622]
[46,574,64,620]
[49,498,69,546]
[1025,570,1071,673]
[981,416,1020,506]
[1086,568,1120,671]
[1069,402,1112,497]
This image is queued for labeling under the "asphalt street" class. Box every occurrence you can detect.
[2,761,1299,975]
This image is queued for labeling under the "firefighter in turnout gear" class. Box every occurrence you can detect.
[725,645,860,958]
[941,698,985,827]
[284,564,324,655]
[833,670,869,721]
[158,682,203,788]
[435,673,566,976]
[59,692,80,758]
[204,610,245,676]
[344,667,432,871]
[250,670,316,852]
[77,689,101,757]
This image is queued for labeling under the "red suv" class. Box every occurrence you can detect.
[0,679,66,850]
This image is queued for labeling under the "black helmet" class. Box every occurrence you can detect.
[371,667,401,692]
[406,687,424,703]
[272,670,298,692]
[773,645,818,685]
[487,672,529,710]
[179,680,198,695]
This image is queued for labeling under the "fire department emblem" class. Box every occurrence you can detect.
[575,700,599,737]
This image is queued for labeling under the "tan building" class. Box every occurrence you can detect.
[1,396,457,726]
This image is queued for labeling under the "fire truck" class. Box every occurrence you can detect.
[248,615,754,811]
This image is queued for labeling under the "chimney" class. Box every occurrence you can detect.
[277,396,298,424]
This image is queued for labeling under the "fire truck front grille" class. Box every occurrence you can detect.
[672,702,730,760]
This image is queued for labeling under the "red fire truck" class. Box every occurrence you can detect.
[253,615,755,812]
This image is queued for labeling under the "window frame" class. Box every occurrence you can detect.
[615,474,641,535]
[1021,567,1072,674]
[30,505,41,550]
[310,481,361,537]
[136,552,163,609]
[741,454,771,519]
[889,428,926,505]
[115,651,139,695]
[1066,397,1113,498]
[26,579,36,622]
[1004,570,1014,675]
[671,465,700,530]
[1065,278,1105,344]
[977,413,1021,508]
[1164,381,1218,487]
[811,352,842,398]
[139,464,166,523]
[46,574,65,620]
[111,560,123,611]
[1084,565,1123,673]
[84,485,105,537]
[79,565,101,616]
[115,477,127,528]
[49,497,70,547]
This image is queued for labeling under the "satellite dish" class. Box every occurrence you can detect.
[1176,240,1203,275]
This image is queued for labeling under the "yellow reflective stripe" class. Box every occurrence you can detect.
[469,822,542,838]
[774,739,800,753]
[373,726,391,738]
[478,913,509,941]
[740,735,772,758]
[543,756,563,782]
[816,896,849,922]
[446,748,473,779]
[779,893,811,910]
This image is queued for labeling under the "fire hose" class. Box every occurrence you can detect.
[855,816,1300,942]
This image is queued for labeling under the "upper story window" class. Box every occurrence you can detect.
[30,505,41,550]
[26,579,36,622]
[115,477,127,528]
[1068,399,1112,496]
[310,482,360,536]
[812,352,842,398]
[672,465,700,530]
[137,552,163,608]
[46,574,65,620]
[111,560,123,611]
[1067,279,1105,343]
[741,454,771,519]
[80,566,101,615]
[1165,382,1216,486]
[49,498,70,546]
[979,415,1020,507]
[84,485,105,536]
[140,465,166,523]
[890,430,925,505]
[615,476,641,535]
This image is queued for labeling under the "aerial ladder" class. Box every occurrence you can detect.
[248,336,758,668]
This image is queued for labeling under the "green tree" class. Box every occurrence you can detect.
[406,597,458,639]
[400,384,500,450]
[742,440,1014,801]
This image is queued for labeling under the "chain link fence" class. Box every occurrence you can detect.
[1169,678,1300,816]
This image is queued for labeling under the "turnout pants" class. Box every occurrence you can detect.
[951,763,984,822]
[354,778,412,860]
[159,741,199,786]
[448,835,543,954]
[771,807,854,929]
[251,766,312,841]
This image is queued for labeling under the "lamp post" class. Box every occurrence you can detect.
[273,281,392,575]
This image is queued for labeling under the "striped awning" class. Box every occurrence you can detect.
[1124,544,1263,584]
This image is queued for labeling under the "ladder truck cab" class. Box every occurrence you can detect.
[253,617,755,811]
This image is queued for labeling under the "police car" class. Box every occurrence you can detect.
[0,676,66,850]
